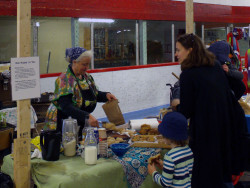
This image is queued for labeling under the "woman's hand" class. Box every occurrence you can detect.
[106,93,117,101]
[148,163,157,175]
[89,114,99,128]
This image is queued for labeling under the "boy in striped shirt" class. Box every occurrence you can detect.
[148,112,193,188]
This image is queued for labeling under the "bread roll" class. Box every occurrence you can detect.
[148,153,161,164]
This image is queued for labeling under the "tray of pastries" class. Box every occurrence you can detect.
[130,124,171,149]
[102,122,136,146]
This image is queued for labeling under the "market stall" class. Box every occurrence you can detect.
[1,149,165,188]
[1,109,171,188]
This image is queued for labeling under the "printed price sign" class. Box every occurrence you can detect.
[11,57,41,100]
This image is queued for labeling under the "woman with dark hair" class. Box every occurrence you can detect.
[173,34,247,188]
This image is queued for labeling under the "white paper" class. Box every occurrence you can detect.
[11,57,41,100]
[129,118,159,131]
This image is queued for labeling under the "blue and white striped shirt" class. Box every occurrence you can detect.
[152,145,193,187]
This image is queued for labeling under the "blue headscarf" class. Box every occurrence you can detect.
[65,47,87,63]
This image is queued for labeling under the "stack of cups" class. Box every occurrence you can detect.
[98,128,107,157]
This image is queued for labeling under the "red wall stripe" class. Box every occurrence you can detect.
[1,1,249,23]
[194,3,232,23]
[40,62,179,78]
[232,6,250,23]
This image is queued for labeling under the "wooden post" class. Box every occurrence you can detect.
[105,28,109,59]
[186,0,194,34]
[14,0,31,187]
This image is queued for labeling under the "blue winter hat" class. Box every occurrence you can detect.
[65,47,87,63]
[158,112,188,141]
[208,41,231,64]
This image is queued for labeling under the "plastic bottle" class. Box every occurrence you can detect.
[82,115,90,141]
[84,128,97,165]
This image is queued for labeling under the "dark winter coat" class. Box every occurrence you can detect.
[178,61,247,188]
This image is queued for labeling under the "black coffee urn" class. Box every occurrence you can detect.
[40,130,61,161]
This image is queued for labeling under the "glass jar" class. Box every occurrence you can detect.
[84,128,97,165]
[62,116,78,157]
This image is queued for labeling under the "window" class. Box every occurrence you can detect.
[79,20,136,68]
[6,17,246,73]
[0,16,17,64]
[147,21,173,64]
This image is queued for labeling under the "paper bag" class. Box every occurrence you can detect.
[102,99,125,125]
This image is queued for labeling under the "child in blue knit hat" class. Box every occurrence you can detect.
[148,112,193,188]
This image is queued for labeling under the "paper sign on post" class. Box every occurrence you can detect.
[11,57,41,101]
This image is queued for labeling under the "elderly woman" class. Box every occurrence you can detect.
[45,47,116,136]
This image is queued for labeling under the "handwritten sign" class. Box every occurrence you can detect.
[11,57,41,100]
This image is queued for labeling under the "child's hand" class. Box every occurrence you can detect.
[222,64,229,73]
[155,159,163,170]
[171,99,180,111]
[148,163,157,175]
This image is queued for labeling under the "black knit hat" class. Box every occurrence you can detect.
[208,41,231,64]
[158,112,188,141]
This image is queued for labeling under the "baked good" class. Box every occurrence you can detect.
[131,135,156,142]
[107,136,124,146]
[132,135,140,142]
[139,124,151,135]
[103,122,116,130]
[107,136,116,146]
[147,128,159,135]
[147,136,155,142]
[139,124,160,135]
[116,137,124,142]
[239,99,250,115]
[141,124,151,130]
[148,154,161,164]
[139,129,148,135]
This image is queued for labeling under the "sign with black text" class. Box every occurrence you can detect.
[11,57,41,100]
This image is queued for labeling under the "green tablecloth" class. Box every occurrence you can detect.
[1,154,161,188]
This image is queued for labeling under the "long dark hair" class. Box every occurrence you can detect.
[177,34,215,70]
